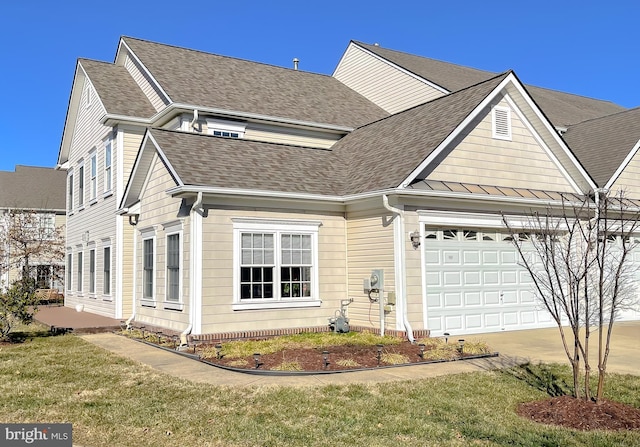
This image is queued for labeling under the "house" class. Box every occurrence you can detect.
[0,166,66,292]
[59,37,640,341]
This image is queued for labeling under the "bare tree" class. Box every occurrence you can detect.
[0,209,65,338]
[503,191,640,402]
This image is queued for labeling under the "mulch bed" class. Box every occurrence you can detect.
[518,395,640,431]
[203,342,461,371]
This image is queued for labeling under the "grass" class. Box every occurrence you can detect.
[1,330,640,446]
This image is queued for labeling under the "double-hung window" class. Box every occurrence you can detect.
[104,140,112,193]
[166,233,181,302]
[103,246,111,296]
[67,172,74,213]
[233,219,320,310]
[66,253,72,291]
[89,248,96,294]
[143,237,155,301]
[77,251,83,292]
[90,153,97,201]
[78,164,84,207]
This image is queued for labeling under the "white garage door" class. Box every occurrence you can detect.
[424,228,555,336]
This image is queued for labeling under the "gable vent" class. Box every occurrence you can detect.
[492,106,512,140]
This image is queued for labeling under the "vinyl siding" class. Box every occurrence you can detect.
[403,211,426,331]
[609,148,640,198]
[427,99,575,192]
[124,53,168,112]
[135,154,190,331]
[334,44,446,115]
[65,79,120,317]
[345,207,396,331]
[199,208,347,335]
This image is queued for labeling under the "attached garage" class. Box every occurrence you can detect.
[422,227,555,336]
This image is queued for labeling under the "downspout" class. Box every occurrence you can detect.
[382,195,415,342]
[190,110,199,130]
[181,191,203,346]
[125,216,138,328]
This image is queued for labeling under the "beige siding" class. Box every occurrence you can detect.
[345,207,396,331]
[609,147,640,199]
[124,54,167,112]
[135,155,191,331]
[403,211,425,330]
[427,99,575,192]
[334,44,446,114]
[244,123,341,149]
[199,208,347,335]
[121,127,145,186]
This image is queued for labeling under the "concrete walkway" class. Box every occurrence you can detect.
[80,321,640,387]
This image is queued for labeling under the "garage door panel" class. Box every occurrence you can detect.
[443,251,460,264]
[483,271,499,285]
[444,271,461,286]
[427,293,441,308]
[425,250,440,264]
[463,251,481,264]
[464,271,481,285]
[444,315,463,331]
[465,314,482,330]
[501,271,518,284]
[484,291,500,305]
[426,272,440,286]
[482,251,499,264]
[502,290,518,304]
[521,311,536,324]
[444,293,462,307]
[503,312,519,327]
[465,292,481,306]
[484,313,501,328]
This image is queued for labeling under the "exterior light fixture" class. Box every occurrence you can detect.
[322,350,330,369]
[444,332,450,344]
[418,343,426,360]
[215,343,223,359]
[376,344,384,366]
[409,231,421,249]
[253,353,262,369]
[458,339,465,356]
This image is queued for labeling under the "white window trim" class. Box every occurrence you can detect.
[76,249,84,295]
[77,161,85,210]
[103,138,113,197]
[67,170,74,214]
[164,229,184,310]
[66,251,73,291]
[492,105,512,141]
[85,82,92,109]
[232,218,321,311]
[206,118,246,138]
[89,151,97,203]
[140,228,157,307]
[102,242,112,300]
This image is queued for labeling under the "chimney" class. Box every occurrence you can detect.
[293,58,299,70]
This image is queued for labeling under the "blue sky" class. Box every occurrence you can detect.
[0,0,638,172]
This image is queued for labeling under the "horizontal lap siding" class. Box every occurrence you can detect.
[244,123,342,149]
[199,209,347,335]
[334,45,445,114]
[427,100,575,192]
[404,211,425,330]
[135,155,190,332]
[345,209,395,331]
[611,153,640,199]
[65,80,118,317]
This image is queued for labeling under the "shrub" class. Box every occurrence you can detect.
[0,278,40,340]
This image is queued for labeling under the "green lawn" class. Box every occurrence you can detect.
[1,331,640,447]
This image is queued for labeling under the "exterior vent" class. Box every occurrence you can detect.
[492,106,512,140]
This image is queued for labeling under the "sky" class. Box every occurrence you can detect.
[0,0,638,172]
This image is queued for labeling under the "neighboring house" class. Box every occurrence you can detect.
[59,37,640,340]
[0,166,66,292]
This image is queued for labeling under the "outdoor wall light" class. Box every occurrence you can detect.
[253,353,262,369]
[322,350,330,369]
[409,231,421,249]
[376,344,384,366]
[418,343,426,360]
[444,332,450,344]
[215,343,223,359]
[458,339,465,356]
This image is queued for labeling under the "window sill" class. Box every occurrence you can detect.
[102,295,113,302]
[163,301,184,311]
[232,299,321,311]
[89,199,98,206]
[88,294,97,299]
[78,205,85,212]
[140,299,156,308]
[103,191,113,199]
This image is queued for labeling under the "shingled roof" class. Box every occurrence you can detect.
[0,166,66,210]
[355,41,625,128]
[80,59,156,118]
[331,72,511,194]
[122,37,388,128]
[563,107,640,186]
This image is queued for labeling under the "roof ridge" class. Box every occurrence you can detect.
[567,105,640,129]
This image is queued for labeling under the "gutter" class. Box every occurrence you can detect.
[382,195,415,342]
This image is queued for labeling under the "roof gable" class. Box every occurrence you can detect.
[353,41,626,127]
[120,37,388,129]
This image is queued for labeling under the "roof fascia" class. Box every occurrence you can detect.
[115,38,172,105]
[101,102,354,133]
[335,41,450,95]
[503,79,597,191]
[58,63,109,166]
[604,138,640,190]
[399,73,596,192]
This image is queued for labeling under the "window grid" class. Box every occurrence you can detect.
[143,238,154,299]
[89,249,95,293]
[240,233,274,300]
[280,234,312,298]
[103,246,111,295]
[90,154,97,200]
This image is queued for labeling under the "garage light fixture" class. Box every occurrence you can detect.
[409,231,421,249]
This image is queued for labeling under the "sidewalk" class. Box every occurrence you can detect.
[78,321,640,387]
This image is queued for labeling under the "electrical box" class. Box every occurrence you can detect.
[387,291,396,306]
[363,277,371,294]
[370,269,384,292]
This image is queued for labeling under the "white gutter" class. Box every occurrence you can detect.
[382,195,415,342]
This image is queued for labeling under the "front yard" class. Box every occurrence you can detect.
[1,329,640,446]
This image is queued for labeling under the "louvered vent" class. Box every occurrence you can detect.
[492,106,511,140]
